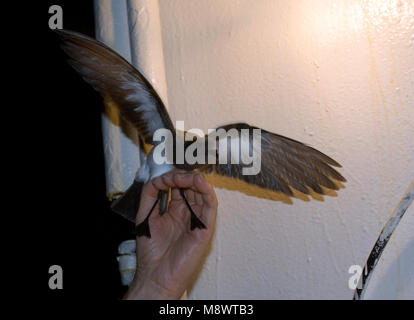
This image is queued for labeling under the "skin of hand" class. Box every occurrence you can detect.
[123,170,218,300]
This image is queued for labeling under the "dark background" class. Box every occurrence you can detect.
[38,1,133,299]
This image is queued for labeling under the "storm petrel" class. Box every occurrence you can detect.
[56,30,346,238]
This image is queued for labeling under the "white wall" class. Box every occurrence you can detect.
[157,0,414,299]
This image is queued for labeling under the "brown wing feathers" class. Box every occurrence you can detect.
[56,29,174,144]
[211,124,345,196]
[57,30,345,197]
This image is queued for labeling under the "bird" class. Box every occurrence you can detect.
[56,29,346,238]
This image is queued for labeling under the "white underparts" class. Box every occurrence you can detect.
[135,147,174,183]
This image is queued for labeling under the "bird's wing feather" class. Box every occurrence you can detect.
[206,123,345,196]
[56,29,174,144]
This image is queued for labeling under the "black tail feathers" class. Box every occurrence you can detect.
[111,180,144,223]
[135,218,151,238]
[190,213,206,230]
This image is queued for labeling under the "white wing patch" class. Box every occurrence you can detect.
[120,78,165,134]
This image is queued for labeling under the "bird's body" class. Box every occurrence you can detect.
[138,147,176,183]
[56,29,346,237]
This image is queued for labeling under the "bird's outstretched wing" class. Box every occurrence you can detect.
[56,29,174,144]
[205,123,345,196]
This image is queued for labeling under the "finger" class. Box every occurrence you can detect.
[194,173,218,209]
[184,188,196,204]
[141,178,159,199]
[161,171,175,188]
[171,188,182,200]
[172,172,210,194]
[163,172,203,199]
[194,174,218,228]
[195,191,204,207]
[173,172,217,209]
[157,174,185,203]
[153,170,188,191]
[151,175,170,191]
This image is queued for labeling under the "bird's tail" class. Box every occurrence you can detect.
[111,180,144,223]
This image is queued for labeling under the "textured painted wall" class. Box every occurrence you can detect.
[157,0,414,299]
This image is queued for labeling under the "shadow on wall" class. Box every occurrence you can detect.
[185,173,347,298]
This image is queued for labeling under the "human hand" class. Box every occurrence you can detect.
[123,171,218,300]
